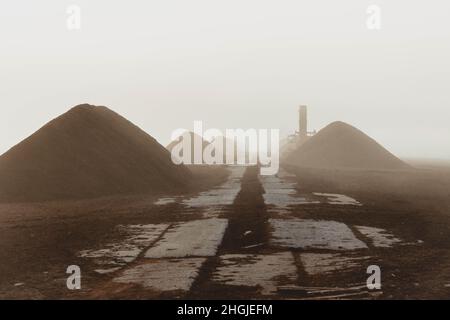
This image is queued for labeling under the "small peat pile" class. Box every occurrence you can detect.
[167,133,248,165]
[166,132,211,164]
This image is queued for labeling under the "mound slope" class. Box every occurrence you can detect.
[0,104,191,202]
[285,121,409,170]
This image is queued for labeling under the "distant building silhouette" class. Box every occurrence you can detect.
[289,105,316,145]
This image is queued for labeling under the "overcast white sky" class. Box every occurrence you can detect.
[1,0,449,159]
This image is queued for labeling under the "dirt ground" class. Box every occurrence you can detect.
[1,162,450,299]
[0,165,228,299]
[285,162,450,299]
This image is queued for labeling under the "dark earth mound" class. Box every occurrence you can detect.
[0,104,191,202]
[286,121,409,170]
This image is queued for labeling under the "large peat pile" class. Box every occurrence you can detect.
[0,104,191,202]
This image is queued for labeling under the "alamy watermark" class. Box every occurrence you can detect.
[66,265,81,290]
[170,121,279,175]
[367,265,381,290]
[366,5,381,30]
[66,5,81,30]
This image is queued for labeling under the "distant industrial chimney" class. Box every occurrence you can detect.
[299,105,307,140]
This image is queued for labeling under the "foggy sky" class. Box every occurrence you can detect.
[1,0,450,160]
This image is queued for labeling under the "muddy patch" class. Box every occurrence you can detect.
[145,218,228,258]
[79,224,169,273]
[211,252,297,295]
[113,258,206,292]
[299,253,371,276]
[278,284,381,300]
[154,197,178,206]
[182,167,245,217]
[313,193,362,206]
[270,218,368,250]
[260,172,319,213]
[355,225,403,248]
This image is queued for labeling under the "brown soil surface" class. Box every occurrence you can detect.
[284,163,450,299]
[0,165,227,299]
[2,163,450,299]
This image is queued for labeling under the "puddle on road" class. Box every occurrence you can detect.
[212,252,297,295]
[259,170,361,212]
[94,267,122,274]
[355,226,402,248]
[183,189,239,207]
[270,218,368,250]
[155,197,178,205]
[182,166,245,217]
[113,258,206,292]
[299,253,371,276]
[279,283,380,300]
[202,207,224,218]
[259,171,319,212]
[313,193,362,206]
[79,224,169,274]
[145,218,228,258]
